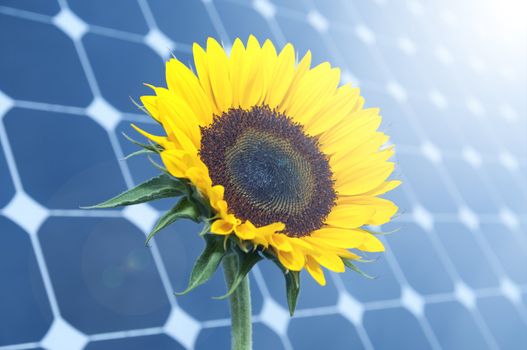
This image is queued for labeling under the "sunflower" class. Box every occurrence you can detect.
[130,35,400,287]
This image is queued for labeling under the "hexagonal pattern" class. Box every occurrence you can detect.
[1,0,526,349]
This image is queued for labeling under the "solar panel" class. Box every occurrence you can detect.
[1,0,526,349]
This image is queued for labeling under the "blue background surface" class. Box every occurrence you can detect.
[1,0,526,349]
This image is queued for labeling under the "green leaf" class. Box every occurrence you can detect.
[175,234,226,295]
[83,174,187,209]
[213,248,262,300]
[285,270,300,316]
[145,197,201,245]
[342,259,376,279]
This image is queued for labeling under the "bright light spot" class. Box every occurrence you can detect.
[467,0,527,50]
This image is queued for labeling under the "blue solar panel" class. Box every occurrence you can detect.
[1,0,526,349]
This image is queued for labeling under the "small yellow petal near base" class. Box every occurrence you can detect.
[234,221,257,240]
[211,215,239,235]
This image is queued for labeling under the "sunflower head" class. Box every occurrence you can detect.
[91,36,400,315]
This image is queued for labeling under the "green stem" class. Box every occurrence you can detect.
[223,253,252,350]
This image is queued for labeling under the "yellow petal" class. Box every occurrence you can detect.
[257,222,285,234]
[214,200,229,217]
[193,41,219,115]
[310,227,371,248]
[320,108,381,155]
[360,180,401,197]
[278,50,312,113]
[252,234,270,249]
[166,57,213,125]
[276,247,305,271]
[261,39,278,100]
[337,249,362,260]
[229,38,245,107]
[234,221,256,240]
[239,35,265,109]
[305,256,326,286]
[325,203,376,229]
[208,185,225,204]
[210,215,238,235]
[185,167,213,195]
[289,237,314,251]
[330,133,391,173]
[270,233,293,252]
[251,222,285,248]
[335,162,395,196]
[265,43,295,109]
[338,196,398,226]
[131,124,170,149]
[154,88,201,152]
[312,253,345,273]
[285,63,340,125]
[160,149,200,178]
[140,95,160,122]
[206,38,232,113]
[305,84,360,136]
[357,234,385,252]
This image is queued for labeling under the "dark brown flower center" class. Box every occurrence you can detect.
[199,106,336,237]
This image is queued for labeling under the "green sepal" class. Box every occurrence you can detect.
[263,250,301,316]
[83,174,187,209]
[285,270,300,316]
[189,186,213,218]
[145,197,201,246]
[213,247,262,300]
[364,227,400,236]
[122,132,162,153]
[147,156,170,175]
[342,259,376,279]
[129,97,159,123]
[175,234,226,296]
[198,220,212,237]
[123,149,156,160]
